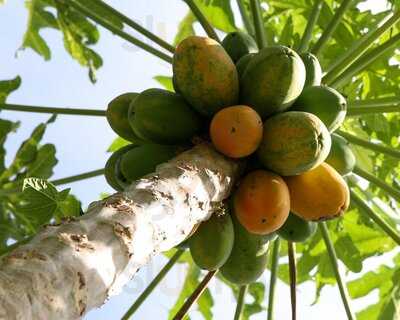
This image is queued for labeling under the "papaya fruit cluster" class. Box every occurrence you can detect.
[105,31,357,285]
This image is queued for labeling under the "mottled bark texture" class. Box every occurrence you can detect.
[0,144,240,320]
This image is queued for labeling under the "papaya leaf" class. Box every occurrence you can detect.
[21,0,59,60]
[242,282,266,320]
[25,143,58,179]
[174,12,196,45]
[0,76,22,104]
[193,0,236,33]
[17,178,79,226]
[168,264,213,320]
[107,137,131,152]
[0,115,56,184]
[56,3,103,83]
[154,76,174,92]
[21,0,104,82]
[0,119,19,175]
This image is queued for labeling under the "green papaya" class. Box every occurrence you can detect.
[173,36,239,116]
[326,134,356,176]
[221,211,274,285]
[236,53,256,79]
[257,111,332,176]
[189,212,234,271]
[240,45,306,118]
[300,52,322,87]
[222,31,258,63]
[106,93,144,143]
[104,144,137,191]
[277,213,316,242]
[128,88,202,144]
[119,144,179,182]
[292,85,347,132]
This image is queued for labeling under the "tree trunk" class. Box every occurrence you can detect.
[0,144,240,320]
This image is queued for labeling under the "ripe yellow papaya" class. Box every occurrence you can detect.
[210,105,263,158]
[233,170,290,235]
[284,163,350,221]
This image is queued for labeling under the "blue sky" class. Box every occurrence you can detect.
[0,0,390,319]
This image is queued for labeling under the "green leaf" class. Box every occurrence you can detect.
[168,264,213,319]
[243,282,266,320]
[0,115,55,184]
[26,143,58,179]
[193,0,236,33]
[56,3,103,83]
[21,0,59,60]
[17,178,79,225]
[0,76,22,103]
[0,119,19,174]
[154,76,174,92]
[174,12,196,45]
[107,137,131,152]
[349,266,393,299]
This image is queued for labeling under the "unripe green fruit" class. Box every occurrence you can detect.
[104,144,137,191]
[222,31,258,63]
[189,212,234,271]
[236,53,256,79]
[221,210,274,285]
[119,144,179,182]
[326,134,356,176]
[277,213,317,242]
[106,93,144,143]
[300,52,322,87]
[129,88,202,144]
[292,85,347,132]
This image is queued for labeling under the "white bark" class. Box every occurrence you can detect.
[0,144,240,320]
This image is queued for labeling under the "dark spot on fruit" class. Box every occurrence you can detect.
[231,127,236,133]
[262,218,267,223]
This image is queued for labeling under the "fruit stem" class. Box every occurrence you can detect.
[234,285,248,320]
[183,0,220,42]
[52,169,105,186]
[347,105,400,116]
[338,130,400,160]
[297,0,323,53]
[121,249,185,319]
[288,241,297,320]
[353,166,400,202]
[236,0,255,36]
[311,0,355,56]
[348,97,399,108]
[324,9,400,82]
[249,0,267,49]
[0,103,105,117]
[329,32,400,88]
[0,169,105,196]
[319,222,355,320]
[63,0,173,64]
[350,190,400,245]
[89,0,175,53]
[267,238,281,320]
[173,269,218,320]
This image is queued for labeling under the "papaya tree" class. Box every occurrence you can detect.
[0,0,399,319]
